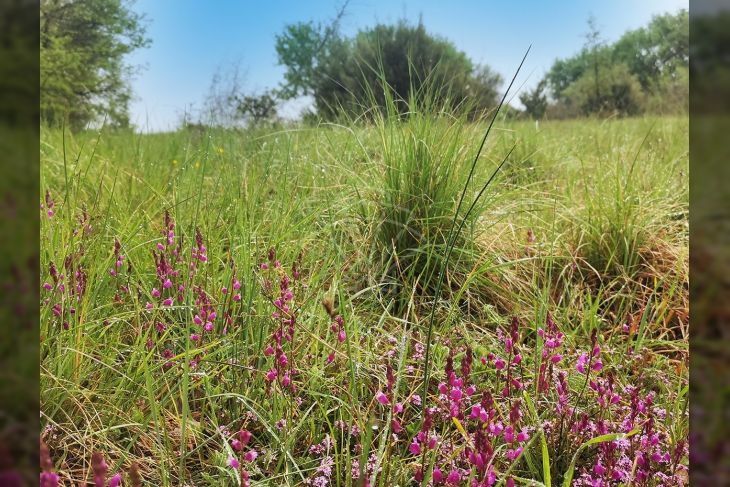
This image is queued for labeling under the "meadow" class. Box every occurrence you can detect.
[39,110,689,486]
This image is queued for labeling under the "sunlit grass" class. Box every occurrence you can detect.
[40,114,688,485]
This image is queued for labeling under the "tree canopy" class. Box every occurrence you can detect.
[40,0,149,130]
[543,10,688,116]
[276,19,502,120]
[519,79,548,120]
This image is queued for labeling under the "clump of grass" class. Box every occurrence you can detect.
[356,65,513,311]
[565,119,688,282]
[371,99,477,304]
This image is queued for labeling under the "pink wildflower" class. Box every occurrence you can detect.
[432,468,443,483]
[517,428,529,442]
[576,353,589,374]
[237,429,252,446]
[409,441,421,455]
[244,450,258,462]
[227,455,240,469]
[446,469,460,484]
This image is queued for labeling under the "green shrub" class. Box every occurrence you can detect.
[276,19,502,120]
[562,63,645,116]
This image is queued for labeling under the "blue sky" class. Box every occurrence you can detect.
[128,0,688,132]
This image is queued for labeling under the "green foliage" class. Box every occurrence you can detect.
[275,21,338,99]
[39,115,688,484]
[366,85,481,304]
[562,63,644,116]
[276,19,502,119]
[40,0,149,130]
[198,65,280,128]
[562,117,688,280]
[233,90,279,126]
[612,10,689,91]
[545,49,595,102]
[645,65,688,114]
[544,10,688,116]
[520,79,548,120]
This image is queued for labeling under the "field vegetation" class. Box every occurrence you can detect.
[38,1,690,485]
[40,108,688,485]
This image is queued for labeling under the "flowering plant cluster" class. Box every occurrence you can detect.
[322,297,347,365]
[39,200,687,485]
[227,428,257,487]
[260,248,303,394]
[402,315,688,486]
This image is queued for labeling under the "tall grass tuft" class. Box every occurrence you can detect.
[374,101,472,302]
[357,60,511,310]
[566,119,688,282]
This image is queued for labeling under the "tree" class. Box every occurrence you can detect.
[200,63,247,127]
[40,0,149,130]
[545,50,593,101]
[612,10,688,91]
[584,16,605,109]
[520,79,548,119]
[544,9,688,113]
[276,19,502,119]
[562,63,644,116]
[233,91,279,126]
[198,64,279,128]
[274,1,349,100]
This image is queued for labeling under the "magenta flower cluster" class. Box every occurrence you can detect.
[91,452,122,487]
[42,250,88,331]
[227,428,257,486]
[400,315,687,486]
[261,248,301,394]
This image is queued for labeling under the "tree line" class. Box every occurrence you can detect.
[526,10,689,119]
[39,1,688,130]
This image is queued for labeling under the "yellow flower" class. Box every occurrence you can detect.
[195,161,201,169]
[172,159,178,166]
[217,147,224,155]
